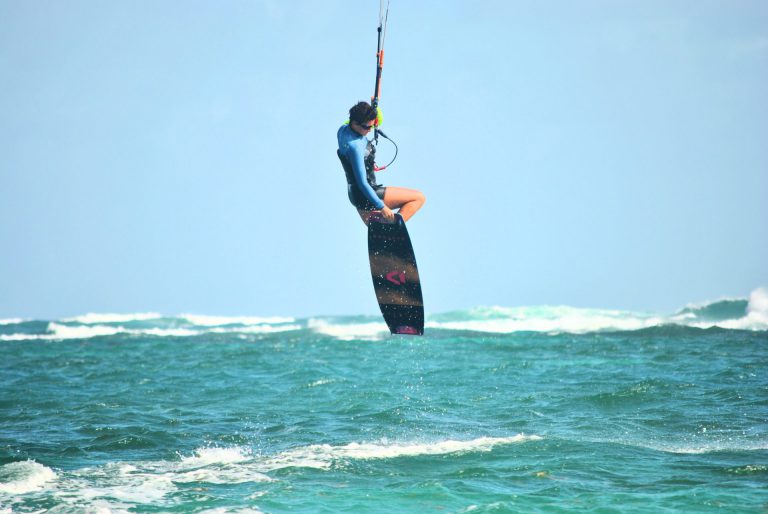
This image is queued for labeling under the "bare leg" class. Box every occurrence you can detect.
[383,187,426,222]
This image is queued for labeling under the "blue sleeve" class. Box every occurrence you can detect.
[348,141,385,210]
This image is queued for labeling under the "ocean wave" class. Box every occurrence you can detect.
[0,440,437,508]
[422,288,767,335]
[62,312,163,324]
[0,318,25,325]
[197,508,266,514]
[64,462,176,507]
[427,306,666,334]
[263,435,542,470]
[180,314,295,326]
[576,435,768,455]
[2,288,765,341]
[179,447,252,467]
[0,322,302,342]
[209,324,302,335]
[307,318,389,340]
[726,464,768,475]
[0,323,181,341]
[0,448,272,511]
[170,448,271,485]
[688,287,768,331]
[45,323,124,340]
[674,299,748,322]
[0,460,57,495]
[638,440,768,455]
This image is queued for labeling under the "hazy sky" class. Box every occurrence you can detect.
[2,0,766,319]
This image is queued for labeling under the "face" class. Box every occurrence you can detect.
[352,119,375,135]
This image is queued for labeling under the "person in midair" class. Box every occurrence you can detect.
[337,101,425,224]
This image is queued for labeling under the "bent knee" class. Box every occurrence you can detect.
[415,191,426,205]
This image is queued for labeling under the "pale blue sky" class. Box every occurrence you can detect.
[2,0,766,319]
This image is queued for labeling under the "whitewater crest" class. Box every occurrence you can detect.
[1,288,766,341]
[0,460,57,495]
[0,437,537,510]
[263,435,543,470]
[0,318,302,342]
[62,312,163,324]
[687,287,768,331]
[307,318,389,340]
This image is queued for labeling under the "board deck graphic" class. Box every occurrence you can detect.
[367,213,424,335]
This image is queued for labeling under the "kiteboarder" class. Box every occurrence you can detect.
[337,101,425,224]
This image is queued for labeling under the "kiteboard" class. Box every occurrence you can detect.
[367,212,424,335]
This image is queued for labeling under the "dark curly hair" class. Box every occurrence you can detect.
[349,101,377,124]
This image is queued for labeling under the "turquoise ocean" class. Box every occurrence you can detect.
[2,289,767,513]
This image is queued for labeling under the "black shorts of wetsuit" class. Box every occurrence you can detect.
[348,184,387,210]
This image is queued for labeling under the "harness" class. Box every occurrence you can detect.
[337,140,379,192]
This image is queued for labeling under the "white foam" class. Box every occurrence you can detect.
[52,322,125,339]
[180,314,294,326]
[0,323,126,341]
[210,324,302,335]
[307,378,334,388]
[0,460,57,495]
[428,291,768,334]
[198,509,266,514]
[0,323,136,341]
[161,447,271,485]
[640,440,768,454]
[62,313,162,324]
[0,333,40,341]
[67,470,175,506]
[584,434,768,455]
[171,467,271,485]
[180,447,251,467]
[428,305,665,334]
[4,290,765,343]
[264,435,542,470]
[0,322,301,342]
[0,451,274,511]
[137,327,199,337]
[308,318,389,340]
[0,318,24,325]
[697,287,768,331]
[56,463,174,510]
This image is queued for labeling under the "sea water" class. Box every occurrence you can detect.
[1,290,767,513]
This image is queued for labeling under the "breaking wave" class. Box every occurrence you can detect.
[62,312,163,324]
[262,435,542,470]
[0,436,538,510]
[1,288,765,341]
[0,460,56,495]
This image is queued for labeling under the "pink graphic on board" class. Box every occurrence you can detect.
[386,271,406,285]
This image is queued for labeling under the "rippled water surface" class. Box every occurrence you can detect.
[1,299,767,512]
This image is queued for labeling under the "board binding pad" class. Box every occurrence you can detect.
[367,212,424,336]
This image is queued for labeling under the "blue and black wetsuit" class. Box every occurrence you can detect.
[337,124,386,210]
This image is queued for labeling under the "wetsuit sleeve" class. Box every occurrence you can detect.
[349,142,385,210]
